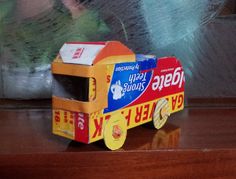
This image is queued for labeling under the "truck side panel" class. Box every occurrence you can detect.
[89,92,184,143]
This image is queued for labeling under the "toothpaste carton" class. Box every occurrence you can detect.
[51,41,185,150]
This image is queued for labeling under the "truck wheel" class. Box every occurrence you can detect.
[104,113,127,150]
[153,98,170,129]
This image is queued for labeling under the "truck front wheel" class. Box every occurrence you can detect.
[103,113,127,150]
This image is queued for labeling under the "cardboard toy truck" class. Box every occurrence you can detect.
[52,41,185,150]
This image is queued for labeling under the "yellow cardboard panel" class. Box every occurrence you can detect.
[89,92,184,143]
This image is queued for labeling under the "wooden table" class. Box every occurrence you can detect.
[0,102,235,178]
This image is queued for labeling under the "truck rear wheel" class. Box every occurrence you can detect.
[153,98,170,129]
[104,113,127,150]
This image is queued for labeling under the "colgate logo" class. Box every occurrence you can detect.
[152,67,184,91]
[72,48,84,59]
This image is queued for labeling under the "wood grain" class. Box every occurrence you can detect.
[0,107,235,178]
[0,150,236,178]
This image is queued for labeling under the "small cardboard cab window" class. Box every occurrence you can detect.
[53,74,96,102]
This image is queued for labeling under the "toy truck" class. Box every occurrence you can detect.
[52,41,185,150]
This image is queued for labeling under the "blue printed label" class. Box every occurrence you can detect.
[104,62,152,113]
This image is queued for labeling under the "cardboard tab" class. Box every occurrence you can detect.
[60,43,105,65]
[59,41,135,65]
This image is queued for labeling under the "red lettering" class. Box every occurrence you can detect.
[149,102,156,119]
[107,75,111,83]
[177,94,184,108]
[124,109,132,126]
[143,104,150,121]
[64,111,68,123]
[69,111,73,119]
[55,111,60,115]
[92,78,96,85]
[72,48,84,59]
[92,117,103,138]
[55,115,60,122]
[55,111,60,122]
[172,95,178,110]
[105,115,111,121]
[135,106,143,123]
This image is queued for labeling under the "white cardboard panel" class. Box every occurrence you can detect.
[59,43,105,65]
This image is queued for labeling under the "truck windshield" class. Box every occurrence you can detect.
[53,74,95,102]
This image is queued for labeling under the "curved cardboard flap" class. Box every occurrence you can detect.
[59,41,135,65]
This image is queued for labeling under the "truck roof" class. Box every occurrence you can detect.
[57,41,135,66]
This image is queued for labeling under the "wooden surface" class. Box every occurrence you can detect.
[0,106,236,178]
